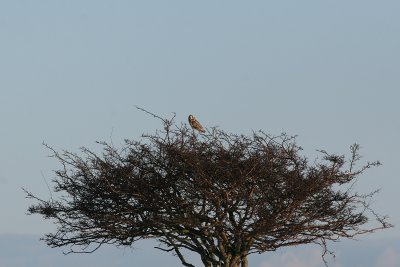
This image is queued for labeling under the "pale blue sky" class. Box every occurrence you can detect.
[0,1,399,266]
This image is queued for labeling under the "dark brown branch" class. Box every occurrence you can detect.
[134,105,168,124]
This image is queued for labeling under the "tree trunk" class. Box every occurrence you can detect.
[241,255,248,267]
[228,256,240,267]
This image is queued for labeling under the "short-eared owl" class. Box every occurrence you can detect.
[188,115,206,133]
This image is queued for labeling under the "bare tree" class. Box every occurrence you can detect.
[25,111,392,267]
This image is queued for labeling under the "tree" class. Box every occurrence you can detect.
[25,110,392,267]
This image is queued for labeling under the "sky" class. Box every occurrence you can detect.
[0,1,399,266]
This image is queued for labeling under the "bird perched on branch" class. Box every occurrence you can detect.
[188,115,206,133]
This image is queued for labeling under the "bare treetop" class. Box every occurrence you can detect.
[25,111,392,267]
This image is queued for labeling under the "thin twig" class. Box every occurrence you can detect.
[134,105,168,124]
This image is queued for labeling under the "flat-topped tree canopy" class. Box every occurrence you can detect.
[25,109,392,267]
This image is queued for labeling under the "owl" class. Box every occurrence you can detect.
[188,115,206,133]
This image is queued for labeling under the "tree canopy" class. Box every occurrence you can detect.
[26,112,392,267]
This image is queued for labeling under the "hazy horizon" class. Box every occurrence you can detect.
[1,233,399,267]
